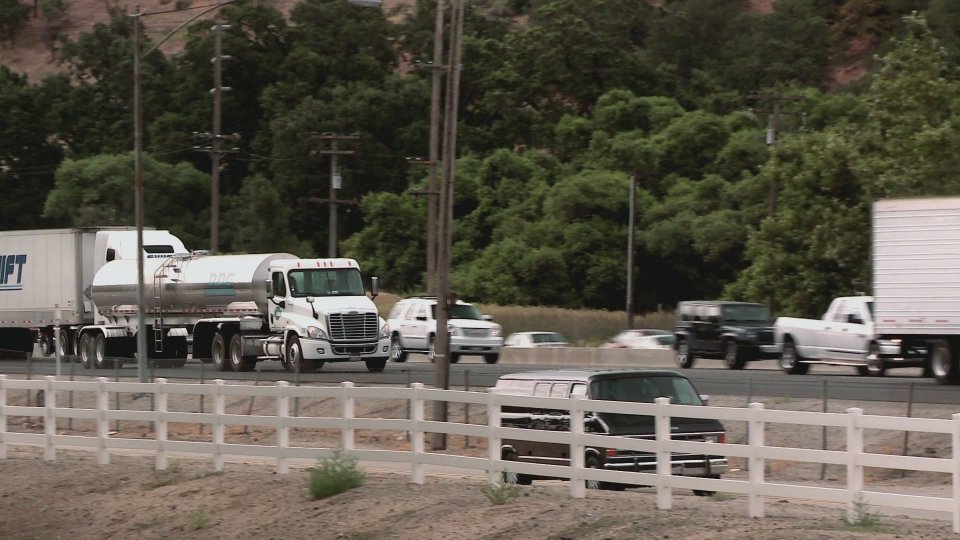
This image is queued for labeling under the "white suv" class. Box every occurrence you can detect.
[387,297,503,364]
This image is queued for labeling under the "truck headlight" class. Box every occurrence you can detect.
[448,325,460,336]
[491,325,502,337]
[306,326,328,340]
[379,322,390,339]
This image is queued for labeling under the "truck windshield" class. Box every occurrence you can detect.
[590,375,703,432]
[722,304,770,322]
[431,303,484,320]
[287,268,365,297]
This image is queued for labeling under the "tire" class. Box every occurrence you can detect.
[779,338,810,375]
[40,333,54,356]
[56,331,70,359]
[391,334,408,363]
[693,475,720,497]
[675,338,695,369]
[79,333,93,369]
[284,335,318,373]
[449,353,460,364]
[229,334,256,372]
[930,339,960,384]
[427,335,436,363]
[865,342,886,377]
[584,455,625,491]
[723,340,746,370]
[365,357,387,373]
[93,333,113,369]
[484,354,499,365]
[211,332,230,372]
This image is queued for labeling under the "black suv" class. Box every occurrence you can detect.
[673,301,777,369]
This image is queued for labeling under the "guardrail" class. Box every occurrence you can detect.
[1,374,958,531]
[501,347,674,366]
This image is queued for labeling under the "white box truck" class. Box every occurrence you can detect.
[873,197,960,384]
[0,228,391,373]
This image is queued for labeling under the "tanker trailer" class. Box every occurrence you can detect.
[87,252,391,373]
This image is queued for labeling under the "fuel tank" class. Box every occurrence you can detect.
[91,252,295,317]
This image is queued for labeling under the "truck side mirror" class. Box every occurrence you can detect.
[370,276,379,298]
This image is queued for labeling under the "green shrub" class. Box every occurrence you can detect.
[480,480,522,505]
[307,450,367,500]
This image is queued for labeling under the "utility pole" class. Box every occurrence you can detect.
[626,171,637,329]
[132,1,147,384]
[748,93,803,217]
[425,0,445,295]
[313,133,359,257]
[209,23,231,254]
[432,0,465,451]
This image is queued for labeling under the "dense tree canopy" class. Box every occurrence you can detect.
[1,1,957,316]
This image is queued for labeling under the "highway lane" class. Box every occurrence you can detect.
[2,352,957,405]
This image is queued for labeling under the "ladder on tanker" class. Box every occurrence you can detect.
[152,256,188,353]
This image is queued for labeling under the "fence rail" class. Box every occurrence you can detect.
[1,374,959,532]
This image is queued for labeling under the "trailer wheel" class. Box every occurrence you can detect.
[931,340,960,384]
[79,333,93,369]
[93,333,114,369]
[211,332,231,372]
[229,334,256,372]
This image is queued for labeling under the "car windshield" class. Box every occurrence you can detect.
[432,303,483,320]
[721,304,770,322]
[590,375,702,431]
[287,268,365,298]
[533,333,566,343]
[652,335,675,345]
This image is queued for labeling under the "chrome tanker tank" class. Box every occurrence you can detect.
[90,252,295,317]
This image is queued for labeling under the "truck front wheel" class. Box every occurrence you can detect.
[780,338,809,375]
[723,340,746,370]
[930,340,960,384]
[865,342,886,377]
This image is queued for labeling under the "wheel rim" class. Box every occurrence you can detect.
[212,336,225,368]
[57,333,68,358]
[79,334,92,367]
[781,343,795,369]
[866,345,883,374]
[230,338,242,369]
[725,343,737,366]
[288,340,302,371]
[391,336,403,360]
[94,335,105,367]
[676,342,688,366]
[585,460,601,490]
[933,347,949,378]
[427,338,436,362]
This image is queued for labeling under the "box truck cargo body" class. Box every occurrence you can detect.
[873,197,960,384]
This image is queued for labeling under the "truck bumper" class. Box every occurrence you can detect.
[450,337,502,355]
[301,337,392,361]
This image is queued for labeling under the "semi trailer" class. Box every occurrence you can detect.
[0,227,391,373]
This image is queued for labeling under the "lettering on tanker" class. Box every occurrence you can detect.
[0,254,27,290]
[204,272,237,297]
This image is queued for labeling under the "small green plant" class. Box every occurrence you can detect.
[843,492,881,530]
[307,450,367,500]
[481,479,522,505]
[187,506,212,530]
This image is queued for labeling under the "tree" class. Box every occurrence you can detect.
[0,0,29,43]
[44,153,210,248]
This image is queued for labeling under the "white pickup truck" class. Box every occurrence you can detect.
[774,295,920,376]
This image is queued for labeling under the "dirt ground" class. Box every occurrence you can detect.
[1,385,960,539]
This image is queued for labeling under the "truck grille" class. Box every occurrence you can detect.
[462,328,489,338]
[328,312,379,342]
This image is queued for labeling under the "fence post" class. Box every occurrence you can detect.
[748,402,766,518]
[96,377,110,465]
[44,376,56,462]
[276,381,290,475]
[212,379,225,472]
[846,407,864,522]
[0,374,6,459]
[952,412,960,534]
[569,393,586,499]
[340,382,355,452]
[410,382,425,485]
[155,378,168,471]
[486,388,501,486]
[655,396,672,510]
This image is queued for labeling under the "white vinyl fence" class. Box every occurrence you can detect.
[2,374,959,532]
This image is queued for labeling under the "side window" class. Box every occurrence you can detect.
[271,272,286,296]
[679,304,691,321]
[412,304,427,321]
[549,383,568,398]
[706,305,720,321]
[832,301,847,322]
[533,383,551,397]
[388,303,405,319]
[571,383,586,398]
